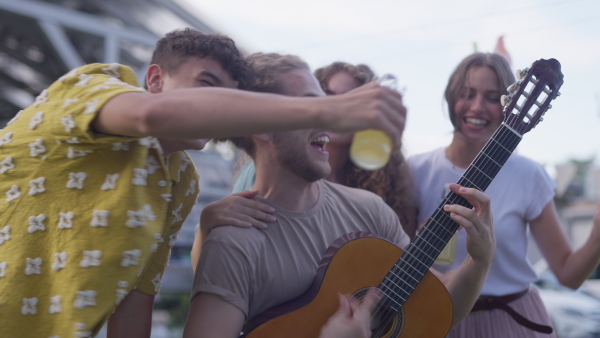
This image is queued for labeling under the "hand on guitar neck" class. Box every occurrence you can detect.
[443,183,495,267]
[438,183,495,328]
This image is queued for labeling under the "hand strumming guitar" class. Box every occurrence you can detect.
[319,289,379,338]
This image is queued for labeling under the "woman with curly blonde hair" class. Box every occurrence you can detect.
[314,62,416,237]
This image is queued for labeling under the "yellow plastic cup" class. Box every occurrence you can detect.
[349,129,392,171]
[349,73,398,171]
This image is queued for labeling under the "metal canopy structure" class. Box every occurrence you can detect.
[0,0,236,294]
[0,0,217,126]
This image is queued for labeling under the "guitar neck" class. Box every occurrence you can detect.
[379,122,523,312]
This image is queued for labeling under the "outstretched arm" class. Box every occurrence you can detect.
[93,83,406,147]
[531,200,600,289]
[436,184,495,328]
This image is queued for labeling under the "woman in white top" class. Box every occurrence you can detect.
[408,52,600,337]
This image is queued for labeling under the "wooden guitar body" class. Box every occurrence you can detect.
[243,233,452,338]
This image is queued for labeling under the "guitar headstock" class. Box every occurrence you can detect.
[501,58,564,135]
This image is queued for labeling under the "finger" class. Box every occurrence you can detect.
[336,293,352,317]
[448,184,490,211]
[358,289,379,314]
[353,290,378,335]
[235,206,276,223]
[376,114,404,150]
[344,293,360,314]
[232,189,260,199]
[358,86,406,149]
[236,199,276,215]
[377,102,406,149]
[381,87,407,126]
[381,87,407,119]
[230,214,270,230]
[443,204,475,230]
[220,217,253,228]
[448,184,493,232]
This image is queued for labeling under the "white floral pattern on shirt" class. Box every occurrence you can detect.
[52,252,68,271]
[29,111,45,130]
[0,156,15,174]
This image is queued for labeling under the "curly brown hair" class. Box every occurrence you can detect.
[149,28,255,90]
[314,61,375,93]
[314,62,417,238]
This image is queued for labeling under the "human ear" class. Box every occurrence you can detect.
[146,64,164,93]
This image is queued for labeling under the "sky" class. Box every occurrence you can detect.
[181,0,600,169]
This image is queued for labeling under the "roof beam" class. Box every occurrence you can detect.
[38,19,85,69]
[0,0,158,47]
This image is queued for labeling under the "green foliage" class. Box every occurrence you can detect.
[555,156,596,209]
[154,292,191,328]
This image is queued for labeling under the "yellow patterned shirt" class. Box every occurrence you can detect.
[0,64,199,337]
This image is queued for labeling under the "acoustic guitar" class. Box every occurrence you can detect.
[242,58,564,338]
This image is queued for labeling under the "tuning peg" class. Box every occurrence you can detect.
[553,92,561,99]
[547,104,552,110]
[507,81,521,93]
[516,68,529,80]
[501,93,513,106]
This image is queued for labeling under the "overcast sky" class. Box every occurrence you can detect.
[182,0,600,169]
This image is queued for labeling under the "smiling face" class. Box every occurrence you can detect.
[452,66,504,146]
[269,68,331,182]
[147,57,239,151]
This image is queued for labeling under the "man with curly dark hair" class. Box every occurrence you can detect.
[0,28,409,337]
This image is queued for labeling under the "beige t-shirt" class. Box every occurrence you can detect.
[192,180,410,320]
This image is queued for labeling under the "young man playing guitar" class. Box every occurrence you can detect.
[183,52,496,338]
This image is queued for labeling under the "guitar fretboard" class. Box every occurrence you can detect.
[379,122,522,312]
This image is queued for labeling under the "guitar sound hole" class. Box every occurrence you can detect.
[353,288,404,338]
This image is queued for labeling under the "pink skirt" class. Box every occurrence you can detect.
[445,287,556,338]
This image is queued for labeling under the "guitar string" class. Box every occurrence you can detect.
[371,128,519,334]
[369,125,521,334]
[369,77,542,330]
[381,126,520,306]
[379,70,550,304]
[368,71,557,334]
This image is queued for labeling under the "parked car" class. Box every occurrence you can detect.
[533,277,600,338]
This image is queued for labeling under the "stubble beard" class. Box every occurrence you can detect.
[273,137,330,183]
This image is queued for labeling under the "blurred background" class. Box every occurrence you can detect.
[1,0,599,337]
